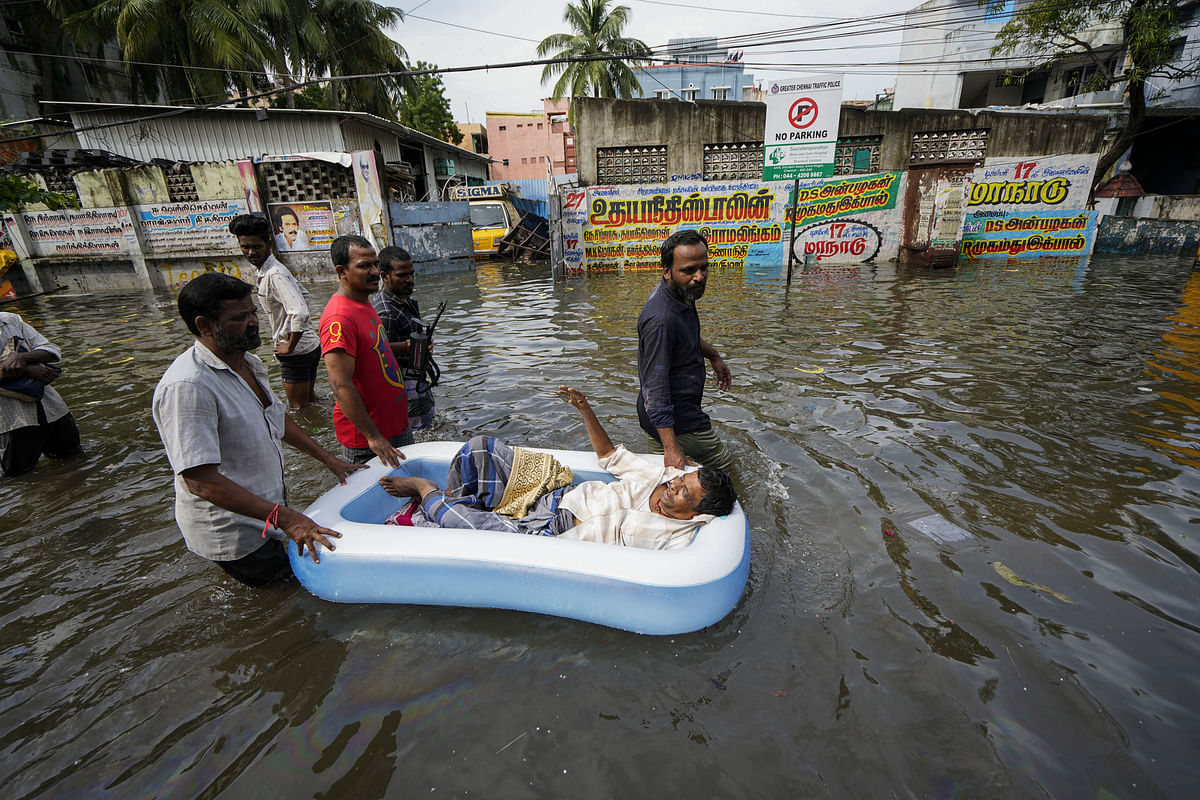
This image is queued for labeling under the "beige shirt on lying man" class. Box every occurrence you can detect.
[558,445,715,550]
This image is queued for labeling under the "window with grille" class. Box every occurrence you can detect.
[682,88,698,101]
[833,135,882,175]
[164,167,199,202]
[259,159,356,200]
[655,90,671,99]
[703,142,763,181]
[42,172,79,204]
[597,145,668,184]
[711,87,730,101]
[909,129,989,164]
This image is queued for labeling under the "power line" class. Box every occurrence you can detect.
[0,0,1151,146]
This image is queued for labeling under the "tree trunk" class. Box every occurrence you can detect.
[1093,0,1151,195]
[1093,76,1146,195]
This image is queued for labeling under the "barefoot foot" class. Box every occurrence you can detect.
[379,476,437,499]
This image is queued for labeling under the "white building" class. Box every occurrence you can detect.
[893,0,1200,111]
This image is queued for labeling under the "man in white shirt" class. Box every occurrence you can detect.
[152,273,364,585]
[229,214,321,409]
[0,312,82,476]
[379,386,737,550]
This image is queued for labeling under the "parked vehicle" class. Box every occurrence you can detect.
[449,185,519,256]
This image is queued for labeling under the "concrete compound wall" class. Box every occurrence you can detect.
[3,162,250,293]
[575,99,1109,185]
[1095,216,1200,256]
[839,108,1108,171]
[3,155,390,293]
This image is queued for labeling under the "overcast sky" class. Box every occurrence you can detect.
[386,0,921,124]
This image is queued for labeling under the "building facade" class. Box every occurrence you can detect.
[44,102,489,203]
[485,99,575,181]
[455,122,489,156]
[893,0,1200,111]
[0,17,152,123]
[634,38,755,103]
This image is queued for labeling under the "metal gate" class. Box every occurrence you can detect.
[901,163,976,268]
[388,201,473,271]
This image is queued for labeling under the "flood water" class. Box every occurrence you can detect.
[2,254,1199,798]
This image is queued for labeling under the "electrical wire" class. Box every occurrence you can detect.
[0,0,1174,145]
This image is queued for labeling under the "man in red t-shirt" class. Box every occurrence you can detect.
[319,235,409,466]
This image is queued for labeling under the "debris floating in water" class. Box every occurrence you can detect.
[993,562,1075,604]
[908,514,970,544]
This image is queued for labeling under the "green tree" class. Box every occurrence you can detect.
[0,175,76,212]
[54,0,278,104]
[536,0,652,110]
[987,0,1200,189]
[46,0,412,117]
[397,62,463,144]
[308,0,411,118]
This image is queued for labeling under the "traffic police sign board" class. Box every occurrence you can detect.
[763,76,844,181]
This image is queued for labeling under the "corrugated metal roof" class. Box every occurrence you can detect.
[44,102,490,166]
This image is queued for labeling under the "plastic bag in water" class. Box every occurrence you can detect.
[909,514,971,544]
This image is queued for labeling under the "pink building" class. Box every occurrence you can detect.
[486,99,576,181]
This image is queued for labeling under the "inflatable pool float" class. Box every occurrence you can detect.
[291,441,751,635]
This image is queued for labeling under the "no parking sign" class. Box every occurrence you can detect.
[763,76,844,181]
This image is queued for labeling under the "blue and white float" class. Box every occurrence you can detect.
[291,441,751,635]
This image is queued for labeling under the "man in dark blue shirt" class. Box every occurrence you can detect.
[373,246,436,445]
[636,230,734,473]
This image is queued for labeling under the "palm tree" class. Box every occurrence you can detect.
[49,0,412,116]
[309,0,412,118]
[537,0,652,103]
[258,0,328,108]
[55,0,279,104]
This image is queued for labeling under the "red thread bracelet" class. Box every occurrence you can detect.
[262,502,281,538]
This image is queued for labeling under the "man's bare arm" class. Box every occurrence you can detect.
[323,349,405,467]
[700,338,731,390]
[282,414,368,484]
[180,464,340,563]
[557,386,615,459]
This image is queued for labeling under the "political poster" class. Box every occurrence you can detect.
[787,172,905,264]
[560,171,907,273]
[763,75,844,181]
[965,153,1098,214]
[565,180,787,271]
[960,153,1100,262]
[960,210,1098,260]
[267,201,336,252]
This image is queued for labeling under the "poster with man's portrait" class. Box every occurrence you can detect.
[268,201,335,251]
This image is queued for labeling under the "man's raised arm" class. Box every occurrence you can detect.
[557,386,615,459]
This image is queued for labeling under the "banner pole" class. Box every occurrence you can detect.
[786,177,799,284]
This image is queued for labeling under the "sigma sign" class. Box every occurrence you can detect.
[448,185,505,200]
[793,218,882,263]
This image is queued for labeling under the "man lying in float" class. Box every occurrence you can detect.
[379,386,736,550]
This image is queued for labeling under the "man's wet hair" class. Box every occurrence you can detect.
[661,229,708,271]
[178,273,253,336]
[694,466,736,516]
[330,234,374,268]
[227,214,272,243]
[377,246,413,274]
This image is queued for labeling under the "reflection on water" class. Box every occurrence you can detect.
[2,254,1199,797]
